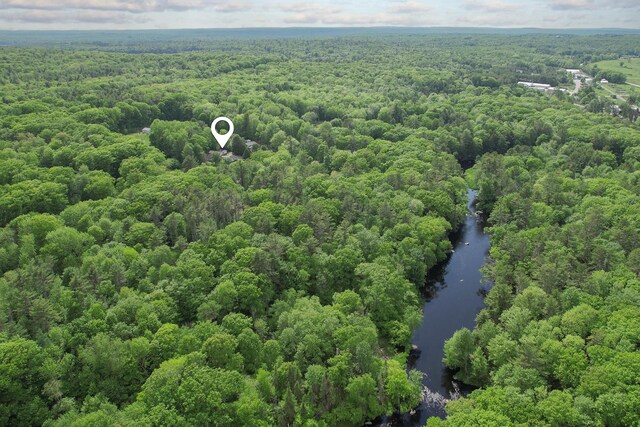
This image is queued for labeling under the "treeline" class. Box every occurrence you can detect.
[585,64,628,84]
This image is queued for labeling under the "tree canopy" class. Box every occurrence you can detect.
[0,30,639,426]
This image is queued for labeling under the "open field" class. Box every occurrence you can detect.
[593,57,640,85]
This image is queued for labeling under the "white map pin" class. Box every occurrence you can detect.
[211,117,234,149]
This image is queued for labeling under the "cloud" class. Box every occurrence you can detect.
[0,0,251,13]
[381,14,440,25]
[279,2,341,14]
[600,0,640,8]
[538,0,639,10]
[546,0,595,10]
[464,0,517,13]
[0,9,148,23]
[282,11,360,25]
[281,0,437,26]
[214,2,252,13]
[0,0,635,29]
[456,13,529,26]
[388,1,432,14]
[279,2,343,24]
[283,10,439,26]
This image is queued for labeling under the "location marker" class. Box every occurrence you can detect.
[211,117,234,149]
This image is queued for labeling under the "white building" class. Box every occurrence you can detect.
[600,79,609,84]
[518,81,552,91]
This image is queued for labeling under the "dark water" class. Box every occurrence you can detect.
[372,189,491,426]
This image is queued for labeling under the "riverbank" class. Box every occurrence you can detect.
[370,189,491,426]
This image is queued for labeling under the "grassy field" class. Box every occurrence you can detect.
[593,57,640,85]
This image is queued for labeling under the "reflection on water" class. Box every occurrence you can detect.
[370,189,491,426]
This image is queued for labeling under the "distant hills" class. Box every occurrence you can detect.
[1,26,640,47]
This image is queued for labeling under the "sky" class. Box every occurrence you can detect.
[0,0,638,30]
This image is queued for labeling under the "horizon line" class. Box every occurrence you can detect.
[1,25,640,33]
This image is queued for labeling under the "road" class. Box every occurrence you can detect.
[601,84,634,104]
[599,82,639,111]
[570,70,638,111]
[601,83,624,100]
[571,77,582,95]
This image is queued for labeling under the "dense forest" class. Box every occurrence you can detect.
[1,31,639,426]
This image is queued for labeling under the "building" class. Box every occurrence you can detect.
[566,69,588,80]
[221,152,243,162]
[518,81,553,91]
[600,79,609,84]
[245,140,259,150]
[141,127,151,134]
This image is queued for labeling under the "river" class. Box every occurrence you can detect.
[373,188,491,426]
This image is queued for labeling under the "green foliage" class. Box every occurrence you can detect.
[440,70,640,424]
[0,31,639,427]
[0,339,52,426]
